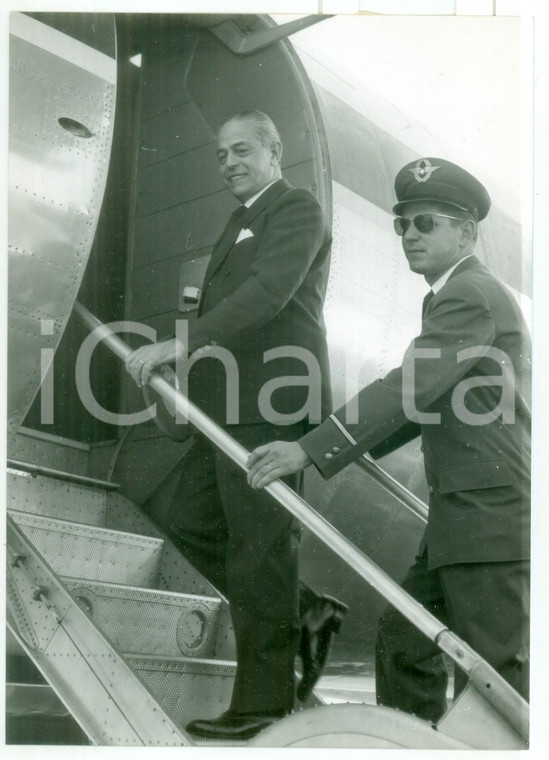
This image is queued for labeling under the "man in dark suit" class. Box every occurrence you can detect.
[248,157,531,722]
[126,111,345,739]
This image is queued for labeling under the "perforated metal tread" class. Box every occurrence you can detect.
[7,469,108,526]
[9,510,164,587]
[63,577,222,658]
[125,653,237,729]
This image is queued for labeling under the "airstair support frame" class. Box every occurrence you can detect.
[209,14,333,56]
[6,516,191,746]
[7,457,121,490]
[73,301,529,744]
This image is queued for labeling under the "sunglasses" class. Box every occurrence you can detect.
[393,213,464,236]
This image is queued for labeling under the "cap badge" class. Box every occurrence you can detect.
[409,158,441,183]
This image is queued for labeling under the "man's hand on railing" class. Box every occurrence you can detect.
[247,442,312,489]
[125,338,186,388]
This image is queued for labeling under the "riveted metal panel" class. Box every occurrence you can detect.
[7,470,107,526]
[126,654,236,727]
[8,14,116,437]
[9,511,164,587]
[63,579,221,659]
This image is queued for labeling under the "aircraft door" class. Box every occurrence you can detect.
[8,13,117,441]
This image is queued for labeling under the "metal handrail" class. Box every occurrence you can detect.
[73,301,528,740]
[358,454,429,523]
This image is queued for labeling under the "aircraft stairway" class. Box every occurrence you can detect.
[6,462,246,745]
[5,437,529,749]
[5,303,531,748]
[3,462,471,750]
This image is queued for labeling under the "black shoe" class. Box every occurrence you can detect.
[186,709,286,740]
[298,593,348,702]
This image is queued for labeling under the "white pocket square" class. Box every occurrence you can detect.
[235,228,254,244]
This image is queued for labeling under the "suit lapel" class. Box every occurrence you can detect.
[202,179,290,285]
[206,207,246,278]
[447,254,484,282]
[423,255,484,319]
[238,178,290,230]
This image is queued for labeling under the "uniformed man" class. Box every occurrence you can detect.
[247,157,531,722]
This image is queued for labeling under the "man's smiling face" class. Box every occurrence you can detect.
[216,119,281,203]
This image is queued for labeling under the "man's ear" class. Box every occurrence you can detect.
[459,219,476,247]
[271,140,283,165]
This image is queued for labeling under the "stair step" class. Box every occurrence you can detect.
[62,578,222,658]
[9,511,164,588]
[7,469,107,526]
[125,654,236,729]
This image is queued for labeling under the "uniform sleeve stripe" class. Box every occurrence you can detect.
[329,414,358,446]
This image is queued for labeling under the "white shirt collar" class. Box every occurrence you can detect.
[430,254,474,294]
[244,180,278,208]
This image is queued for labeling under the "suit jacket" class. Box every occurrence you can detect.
[300,256,531,569]
[186,179,332,426]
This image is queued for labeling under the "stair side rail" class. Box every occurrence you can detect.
[6,514,191,745]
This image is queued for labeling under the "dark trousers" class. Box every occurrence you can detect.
[167,422,307,714]
[375,551,530,723]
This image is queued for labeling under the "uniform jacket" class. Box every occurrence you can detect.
[300,255,531,568]
[187,179,332,426]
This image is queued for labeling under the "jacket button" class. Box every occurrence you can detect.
[224,268,231,276]
[332,446,340,453]
[324,453,333,461]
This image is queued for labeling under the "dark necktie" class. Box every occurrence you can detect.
[224,205,246,241]
[422,290,434,317]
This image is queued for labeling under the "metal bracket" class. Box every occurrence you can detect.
[210,15,333,56]
[8,547,28,567]
[6,567,40,651]
[31,584,49,601]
